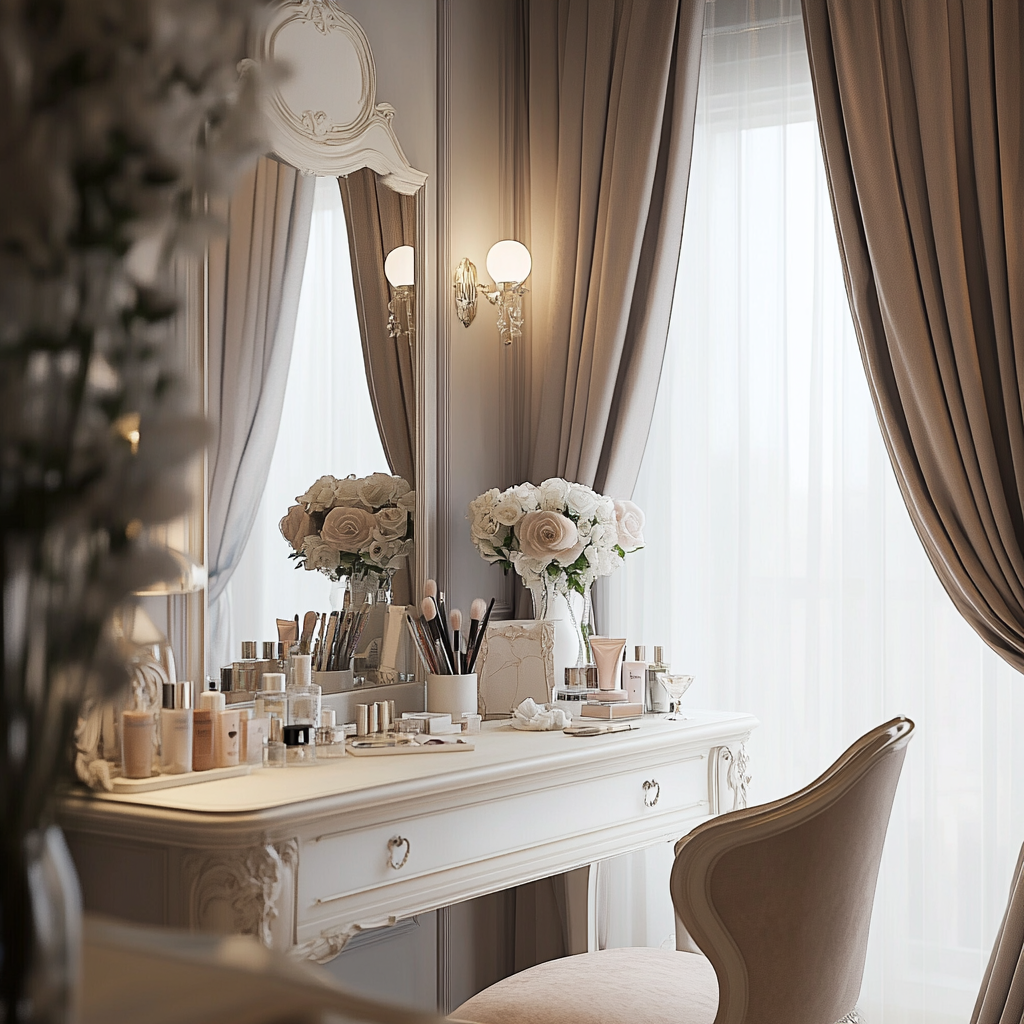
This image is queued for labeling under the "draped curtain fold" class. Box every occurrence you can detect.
[526,0,705,499]
[801,5,1024,1016]
[338,168,417,488]
[800,0,1024,671]
[207,156,314,613]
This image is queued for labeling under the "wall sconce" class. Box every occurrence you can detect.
[452,240,531,344]
[384,244,415,346]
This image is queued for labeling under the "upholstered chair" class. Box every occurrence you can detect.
[452,716,914,1024]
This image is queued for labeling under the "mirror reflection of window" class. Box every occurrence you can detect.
[225,175,389,656]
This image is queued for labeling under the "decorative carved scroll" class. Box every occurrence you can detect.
[256,1,427,192]
[183,839,298,947]
[711,742,752,813]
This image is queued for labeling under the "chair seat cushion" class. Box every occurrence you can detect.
[450,947,719,1024]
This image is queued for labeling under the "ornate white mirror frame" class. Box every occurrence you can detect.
[179,0,435,682]
[253,1,427,195]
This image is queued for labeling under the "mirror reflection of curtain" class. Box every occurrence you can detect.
[338,168,416,605]
[338,169,416,486]
[207,155,315,669]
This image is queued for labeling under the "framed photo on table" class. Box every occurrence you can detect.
[476,620,555,718]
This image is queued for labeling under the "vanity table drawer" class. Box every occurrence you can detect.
[299,752,708,912]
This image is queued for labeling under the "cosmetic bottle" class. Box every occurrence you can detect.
[266,718,286,768]
[289,652,313,690]
[255,672,287,723]
[121,708,155,779]
[315,708,347,759]
[241,708,271,766]
[622,646,648,706]
[216,703,241,768]
[220,665,234,693]
[284,723,317,765]
[192,699,216,772]
[258,641,277,689]
[647,646,669,713]
[159,681,193,774]
[234,641,258,693]
[195,690,225,769]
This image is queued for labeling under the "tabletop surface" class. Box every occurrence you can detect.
[64,709,757,817]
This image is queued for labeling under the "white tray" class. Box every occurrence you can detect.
[346,737,474,756]
[109,764,253,792]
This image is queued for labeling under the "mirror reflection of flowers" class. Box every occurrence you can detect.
[281,473,415,581]
[468,478,645,595]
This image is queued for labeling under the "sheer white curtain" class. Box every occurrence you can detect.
[222,176,389,660]
[607,2,1024,1021]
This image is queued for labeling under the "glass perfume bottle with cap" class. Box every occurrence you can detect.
[647,646,669,713]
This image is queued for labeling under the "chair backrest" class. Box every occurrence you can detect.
[671,717,914,1024]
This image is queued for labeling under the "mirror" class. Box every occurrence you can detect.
[203,2,427,682]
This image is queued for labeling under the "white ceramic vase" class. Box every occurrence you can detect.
[530,582,589,692]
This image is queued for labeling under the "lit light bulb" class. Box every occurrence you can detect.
[485,240,531,286]
[384,245,415,288]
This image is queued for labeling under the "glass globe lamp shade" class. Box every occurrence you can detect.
[486,240,531,286]
[384,245,415,288]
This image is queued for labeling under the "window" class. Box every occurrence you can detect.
[224,175,390,655]
[608,3,1022,1019]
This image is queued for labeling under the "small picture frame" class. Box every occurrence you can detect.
[476,620,555,718]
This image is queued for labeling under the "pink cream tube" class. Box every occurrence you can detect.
[589,637,626,691]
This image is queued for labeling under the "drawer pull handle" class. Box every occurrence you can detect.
[387,835,411,870]
[643,780,661,807]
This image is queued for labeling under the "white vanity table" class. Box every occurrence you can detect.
[60,710,756,979]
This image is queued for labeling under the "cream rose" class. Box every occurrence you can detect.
[566,483,599,520]
[613,499,645,551]
[492,491,525,527]
[398,489,417,512]
[301,535,341,573]
[321,506,376,552]
[279,504,314,552]
[374,506,408,541]
[333,475,362,505]
[538,477,570,511]
[517,510,584,565]
[359,472,399,509]
[296,474,339,512]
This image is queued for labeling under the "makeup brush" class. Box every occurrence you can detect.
[299,610,318,655]
[449,608,462,674]
[423,584,457,674]
[466,597,495,674]
[464,598,486,663]
[421,597,454,674]
[406,612,439,673]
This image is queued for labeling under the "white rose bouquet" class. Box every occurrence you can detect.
[281,473,415,582]
[468,478,644,597]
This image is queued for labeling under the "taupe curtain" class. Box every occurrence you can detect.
[527,0,705,498]
[338,168,417,605]
[207,156,314,671]
[338,168,417,488]
[973,841,1024,1023]
[801,0,1024,672]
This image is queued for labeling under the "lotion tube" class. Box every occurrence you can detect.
[589,637,626,692]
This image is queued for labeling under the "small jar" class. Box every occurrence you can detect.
[284,723,317,765]
[315,709,347,759]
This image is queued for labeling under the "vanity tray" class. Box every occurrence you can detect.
[347,737,474,756]
[109,764,253,793]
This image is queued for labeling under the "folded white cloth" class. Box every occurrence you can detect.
[512,698,572,731]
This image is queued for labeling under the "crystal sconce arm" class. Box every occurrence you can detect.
[452,240,531,345]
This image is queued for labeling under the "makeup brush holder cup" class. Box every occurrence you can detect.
[427,673,478,719]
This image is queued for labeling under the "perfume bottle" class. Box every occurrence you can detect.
[622,645,648,706]
[647,646,669,713]
[284,723,317,765]
[192,689,220,771]
[234,641,258,692]
[159,681,193,774]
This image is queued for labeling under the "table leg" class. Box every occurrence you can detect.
[436,904,452,1013]
[563,863,599,955]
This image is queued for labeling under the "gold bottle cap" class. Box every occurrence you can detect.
[241,641,257,660]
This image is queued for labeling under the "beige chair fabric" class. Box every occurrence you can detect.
[800,0,1024,672]
[453,717,913,1024]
